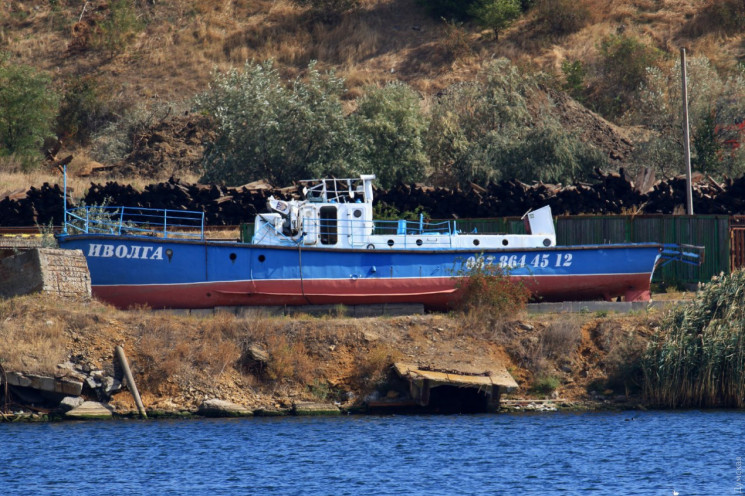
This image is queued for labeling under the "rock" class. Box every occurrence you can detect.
[518,322,534,331]
[85,377,100,389]
[197,399,252,417]
[102,377,122,396]
[65,401,114,419]
[58,396,84,412]
[292,401,340,416]
[54,362,85,382]
[246,344,269,364]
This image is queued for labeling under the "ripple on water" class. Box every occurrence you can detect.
[0,411,741,495]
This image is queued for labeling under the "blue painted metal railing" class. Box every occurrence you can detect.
[64,206,205,240]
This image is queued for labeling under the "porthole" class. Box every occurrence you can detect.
[353,209,363,218]
[229,253,237,261]
[366,244,375,250]
[502,239,509,246]
[258,254,266,262]
[387,239,394,247]
[543,238,552,247]
[206,292,212,297]
[416,239,423,246]
[473,239,480,246]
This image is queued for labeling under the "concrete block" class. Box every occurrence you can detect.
[198,399,253,417]
[6,372,83,396]
[65,401,113,419]
[293,401,340,416]
[0,248,90,299]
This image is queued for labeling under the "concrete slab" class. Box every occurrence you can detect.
[293,401,340,416]
[65,401,113,419]
[6,372,83,396]
[526,300,682,314]
[394,362,518,390]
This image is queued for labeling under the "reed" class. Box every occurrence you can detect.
[641,269,745,408]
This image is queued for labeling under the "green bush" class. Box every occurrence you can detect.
[593,35,662,119]
[530,375,560,395]
[426,59,534,186]
[196,60,360,186]
[90,100,176,165]
[352,82,428,188]
[497,123,606,184]
[427,59,599,186]
[469,0,522,40]
[56,75,112,146]
[94,0,145,55]
[561,59,586,103]
[0,56,59,168]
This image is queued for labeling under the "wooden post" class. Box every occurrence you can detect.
[115,346,147,419]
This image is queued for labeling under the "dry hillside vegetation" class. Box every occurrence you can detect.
[4,0,742,100]
[0,294,662,412]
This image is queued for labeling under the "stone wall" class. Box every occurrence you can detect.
[0,248,91,299]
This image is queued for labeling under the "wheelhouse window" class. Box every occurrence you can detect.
[320,206,338,245]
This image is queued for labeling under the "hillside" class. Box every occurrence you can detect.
[2,0,745,188]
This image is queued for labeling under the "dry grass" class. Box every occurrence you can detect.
[0,296,74,374]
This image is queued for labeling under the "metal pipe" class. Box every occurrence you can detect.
[115,346,147,419]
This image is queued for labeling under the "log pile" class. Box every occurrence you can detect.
[4,169,745,227]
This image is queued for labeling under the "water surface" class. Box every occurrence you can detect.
[1,410,741,495]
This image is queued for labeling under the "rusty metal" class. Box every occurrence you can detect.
[731,224,745,271]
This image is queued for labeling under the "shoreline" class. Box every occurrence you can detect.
[1,291,740,422]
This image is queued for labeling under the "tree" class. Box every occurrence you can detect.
[426,59,535,186]
[195,60,361,186]
[497,124,606,184]
[469,0,522,40]
[593,35,662,119]
[0,57,59,167]
[351,83,429,188]
[630,56,745,179]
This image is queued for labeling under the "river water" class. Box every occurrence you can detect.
[1,410,742,495]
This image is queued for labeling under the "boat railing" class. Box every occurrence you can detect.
[371,218,453,237]
[660,244,705,267]
[64,206,205,240]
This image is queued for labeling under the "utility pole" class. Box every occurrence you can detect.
[681,47,694,215]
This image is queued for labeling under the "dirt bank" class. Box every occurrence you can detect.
[0,294,663,418]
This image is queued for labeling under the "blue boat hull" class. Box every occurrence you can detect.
[57,235,663,309]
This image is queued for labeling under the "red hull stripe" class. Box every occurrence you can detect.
[92,273,654,309]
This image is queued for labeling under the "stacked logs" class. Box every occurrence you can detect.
[3,170,745,227]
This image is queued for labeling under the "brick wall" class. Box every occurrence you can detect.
[0,248,91,299]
